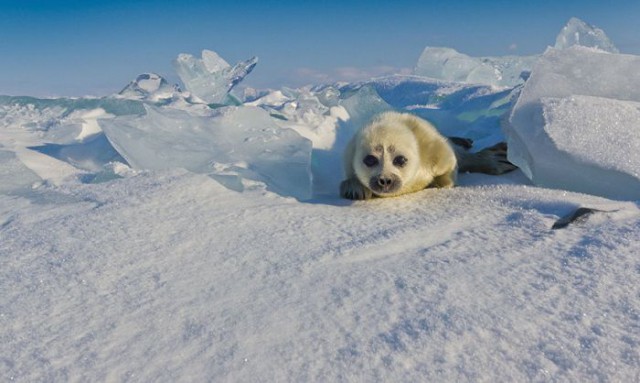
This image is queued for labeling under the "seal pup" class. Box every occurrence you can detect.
[340,111,516,200]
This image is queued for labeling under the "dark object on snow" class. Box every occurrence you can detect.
[452,139,518,175]
[552,207,600,229]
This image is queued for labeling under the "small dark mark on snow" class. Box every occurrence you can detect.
[552,207,609,229]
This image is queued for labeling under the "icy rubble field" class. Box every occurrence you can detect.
[1,18,640,381]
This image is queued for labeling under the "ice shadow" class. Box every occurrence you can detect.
[29,133,126,173]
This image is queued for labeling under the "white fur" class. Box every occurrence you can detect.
[341,112,457,199]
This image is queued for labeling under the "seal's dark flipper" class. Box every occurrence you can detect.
[477,142,518,175]
[340,177,373,200]
[455,141,518,175]
[449,137,474,150]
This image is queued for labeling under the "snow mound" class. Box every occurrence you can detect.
[0,97,144,183]
[505,47,640,200]
[555,17,619,53]
[99,105,313,200]
[0,149,41,193]
[173,49,258,105]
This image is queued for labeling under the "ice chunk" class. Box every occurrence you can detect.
[555,17,619,53]
[511,95,640,200]
[415,47,499,84]
[0,150,41,193]
[99,105,312,200]
[414,18,617,87]
[414,47,536,87]
[173,50,258,105]
[256,88,348,150]
[118,73,181,103]
[339,85,394,133]
[505,47,640,200]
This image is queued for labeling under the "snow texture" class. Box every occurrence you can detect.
[505,46,640,200]
[1,170,639,382]
[2,17,640,383]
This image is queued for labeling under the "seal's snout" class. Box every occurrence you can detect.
[376,176,393,188]
[369,174,401,195]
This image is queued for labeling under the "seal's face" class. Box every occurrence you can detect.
[353,123,420,197]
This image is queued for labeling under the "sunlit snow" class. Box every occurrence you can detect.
[1,17,639,382]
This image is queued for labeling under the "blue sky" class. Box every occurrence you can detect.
[1,0,639,97]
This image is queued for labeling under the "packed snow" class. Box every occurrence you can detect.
[1,18,639,382]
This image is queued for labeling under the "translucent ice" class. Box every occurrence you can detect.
[99,105,312,200]
[505,47,640,200]
[414,47,536,87]
[173,50,258,105]
[338,85,394,134]
[118,73,181,104]
[414,18,616,87]
[249,87,348,150]
[554,17,619,53]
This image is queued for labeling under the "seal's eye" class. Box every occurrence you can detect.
[393,155,407,167]
[363,155,378,167]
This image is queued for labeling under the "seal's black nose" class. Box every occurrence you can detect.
[377,177,393,187]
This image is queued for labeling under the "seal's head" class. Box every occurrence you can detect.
[352,118,421,197]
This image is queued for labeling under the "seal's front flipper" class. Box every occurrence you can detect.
[340,177,374,200]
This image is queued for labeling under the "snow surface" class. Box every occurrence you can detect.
[2,17,640,382]
[1,170,639,382]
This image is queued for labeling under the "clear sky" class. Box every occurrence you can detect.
[1,0,639,97]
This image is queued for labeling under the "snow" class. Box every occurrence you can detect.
[2,17,640,382]
[505,47,640,200]
[1,170,639,381]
